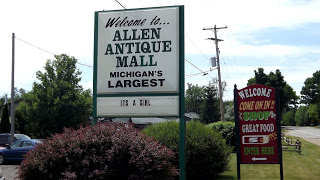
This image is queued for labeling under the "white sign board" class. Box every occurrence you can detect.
[96,7,180,94]
[97,96,179,117]
[93,6,184,118]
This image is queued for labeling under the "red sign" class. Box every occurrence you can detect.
[237,84,279,163]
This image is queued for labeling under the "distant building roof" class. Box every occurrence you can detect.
[112,117,178,124]
[185,112,200,120]
[96,113,200,125]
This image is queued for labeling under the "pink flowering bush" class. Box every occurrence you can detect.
[18,122,178,180]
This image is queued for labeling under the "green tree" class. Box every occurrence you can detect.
[295,106,310,126]
[248,68,268,85]
[21,54,92,138]
[200,85,220,124]
[13,88,26,102]
[0,88,26,105]
[185,83,205,113]
[307,104,320,126]
[282,109,295,126]
[0,103,10,133]
[14,101,28,134]
[0,96,5,105]
[247,68,299,114]
[301,70,320,125]
[224,101,234,122]
[301,70,320,105]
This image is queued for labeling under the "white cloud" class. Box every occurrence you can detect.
[224,44,320,57]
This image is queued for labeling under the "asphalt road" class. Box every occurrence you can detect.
[283,126,320,146]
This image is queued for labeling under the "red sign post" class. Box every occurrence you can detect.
[234,84,283,179]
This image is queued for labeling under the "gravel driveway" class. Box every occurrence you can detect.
[0,165,19,180]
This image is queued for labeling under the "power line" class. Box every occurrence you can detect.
[15,36,93,68]
[185,69,214,78]
[153,0,211,68]
[185,34,211,64]
[225,28,243,81]
[178,0,212,64]
[220,56,233,84]
[14,34,207,73]
[226,29,240,71]
[115,0,212,78]
[185,58,214,78]
[185,58,206,74]
[15,37,55,56]
[185,72,204,78]
[114,0,217,82]
[155,0,161,6]
[74,62,93,68]
[115,0,126,9]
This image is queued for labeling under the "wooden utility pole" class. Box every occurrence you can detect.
[203,25,227,121]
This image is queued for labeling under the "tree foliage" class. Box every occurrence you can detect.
[247,68,299,114]
[224,101,235,122]
[301,70,320,105]
[282,109,295,126]
[307,104,320,126]
[185,84,205,113]
[294,106,310,126]
[0,88,26,105]
[200,85,220,124]
[14,101,28,134]
[207,121,236,148]
[301,70,320,125]
[0,95,6,105]
[0,103,10,133]
[19,54,92,138]
[185,84,220,124]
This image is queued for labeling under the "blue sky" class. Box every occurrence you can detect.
[241,23,320,46]
[1,0,320,101]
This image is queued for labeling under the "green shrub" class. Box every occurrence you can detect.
[143,121,231,178]
[18,122,178,180]
[207,121,236,148]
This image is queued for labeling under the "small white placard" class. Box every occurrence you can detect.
[97,96,179,117]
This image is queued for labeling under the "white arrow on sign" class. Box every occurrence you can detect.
[249,137,258,143]
[252,157,267,161]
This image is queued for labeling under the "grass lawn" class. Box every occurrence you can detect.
[216,136,320,179]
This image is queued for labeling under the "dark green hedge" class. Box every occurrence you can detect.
[207,121,236,148]
[143,121,231,178]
